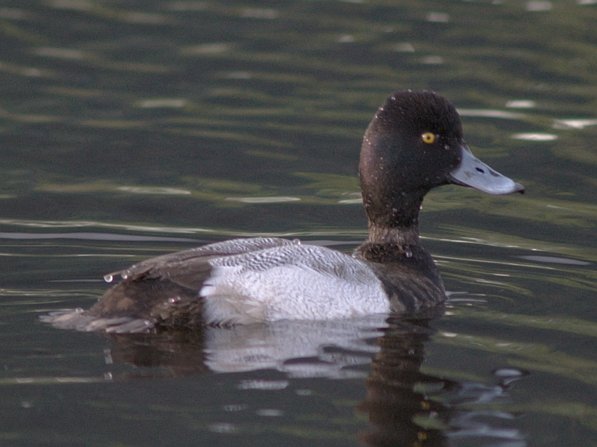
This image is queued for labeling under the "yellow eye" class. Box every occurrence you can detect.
[421,132,436,144]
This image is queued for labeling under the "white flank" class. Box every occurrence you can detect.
[200,244,390,325]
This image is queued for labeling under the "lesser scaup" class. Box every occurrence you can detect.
[47,90,524,332]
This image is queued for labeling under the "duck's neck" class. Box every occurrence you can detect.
[366,222,419,248]
[361,188,424,247]
[356,221,421,263]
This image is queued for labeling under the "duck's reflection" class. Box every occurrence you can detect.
[105,314,526,446]
[358,316,452,446]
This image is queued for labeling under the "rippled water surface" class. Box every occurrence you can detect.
[1,1,596,446]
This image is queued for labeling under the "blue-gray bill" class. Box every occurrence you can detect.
[449,145,525,195]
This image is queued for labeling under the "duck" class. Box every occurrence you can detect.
[51,90,524,332]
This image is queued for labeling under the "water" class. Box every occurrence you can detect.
[1,0,596,445]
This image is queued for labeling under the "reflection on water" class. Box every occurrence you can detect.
[361,318,527,447]
[99,315,526,446]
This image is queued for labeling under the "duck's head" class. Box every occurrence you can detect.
[359,90,524,232]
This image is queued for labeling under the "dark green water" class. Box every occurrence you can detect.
[1,1,596,446]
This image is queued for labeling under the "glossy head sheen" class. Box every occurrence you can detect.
[359,91,465,227]
[361,91,465,190]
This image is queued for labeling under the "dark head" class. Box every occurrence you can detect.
[359,90,524,241]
